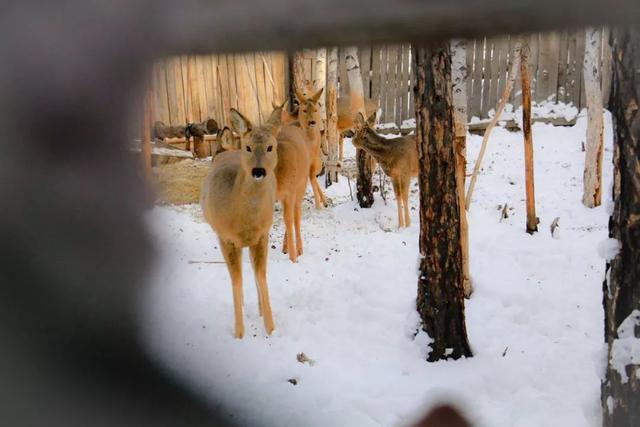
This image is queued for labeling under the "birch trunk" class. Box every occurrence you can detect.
[344,46,374,208]
[520,42,538,234]
[325,47,340,186]
[601,27,640,427]
[583,27,604,208]
[414,43,472,362]
[451,39,472,298]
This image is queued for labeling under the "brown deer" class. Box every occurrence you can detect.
[295,86,327,209]
[337,97,378,160]
[200,108,281,338]
[353,111,419,229]
[218,104,311,263]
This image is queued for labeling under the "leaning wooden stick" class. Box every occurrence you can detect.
[520,41,538,234]
[465,41,522,210]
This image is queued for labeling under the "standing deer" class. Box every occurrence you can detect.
[200,108,281,338]
[218,103,311,263]
[353,111,419,229]
[295,86,327,209]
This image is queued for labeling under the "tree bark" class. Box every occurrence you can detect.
[414,43,472,362]
[601,27,640,427]
[325,47,340,186]
[583,27,605,208]
[520,42,538,234]
[345,46,374,208]
[293,51,309,93]
[451,39,472,298]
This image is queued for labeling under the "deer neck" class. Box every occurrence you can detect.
[359,130,393,158]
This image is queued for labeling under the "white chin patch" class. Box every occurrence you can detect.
[253,175,265,182]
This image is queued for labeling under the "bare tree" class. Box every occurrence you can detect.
[414,43,472,361]
[344,46,374,207]
[601,27,640,427]
[583,27,604,208]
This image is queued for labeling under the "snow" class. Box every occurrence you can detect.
[140,111,614,426]
[610,310,640,384]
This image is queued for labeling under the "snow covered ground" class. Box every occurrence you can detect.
[140,111,613,427]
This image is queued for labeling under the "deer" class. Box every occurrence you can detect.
[337,97,379,160]
[352,111,419,229]
[294,86,328,209]
[200,107,281,338]
[218,103,311,263]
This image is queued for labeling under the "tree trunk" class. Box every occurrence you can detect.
[345,46,374,208]
[520,42,538,234]
[314,48,329,171]
[292,51,309,93]
[414,43,472,362]
[451,39,472,298]
[465,40,522,210]
[601,27,640,427]
[583,27,604,208]
[325,47,340,186]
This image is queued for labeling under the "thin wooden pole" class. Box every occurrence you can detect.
[465,40,522,210]
[142,79,153,180]
[520,42,538,234]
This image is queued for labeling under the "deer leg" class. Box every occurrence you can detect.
[219,238,244,339]
[283,196,297,262]
[250,234,275,335]
[392,178,404,229]
[294,192,304,256]
[282,228,288,254]
[402,177,411,228]
[310,172,324,209]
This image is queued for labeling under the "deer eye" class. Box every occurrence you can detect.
[245,146,252,152]
[302,110,307,114]
[267,145,273,152]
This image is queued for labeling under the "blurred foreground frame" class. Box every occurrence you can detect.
[0,0,638,426]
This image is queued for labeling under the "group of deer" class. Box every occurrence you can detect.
[201,87,419,338]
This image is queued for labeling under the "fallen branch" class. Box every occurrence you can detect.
[550,217,560,237]
[466,41,522,210]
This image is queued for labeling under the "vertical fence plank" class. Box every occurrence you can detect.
[575,30,586,109]
[536,32,561,103]
[360,46,372,99]
[470,38,484,119]
[409,45,416,119]
[254,52,269,124]
[370,46,382,108]
[481,39,495,117]
[152,61,170,124]
[384,45,398,124]
[527,34,540,102]
[172,57,187,125]
[510,36,523,110]
[556,31,569,103]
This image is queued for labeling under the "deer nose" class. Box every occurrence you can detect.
[309,120,316,126]
[251,168,266,180]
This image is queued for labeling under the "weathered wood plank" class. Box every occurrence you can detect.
[370,45,382,107]
[481,39,495,117]
[469,38,484,118]
[536,31,561,102]
[575,30,586,109]
[152,61,171,124]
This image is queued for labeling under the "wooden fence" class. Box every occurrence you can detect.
[151,52,287,127]
[150,29,611,129]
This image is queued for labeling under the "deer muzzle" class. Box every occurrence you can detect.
[251,168,266,181]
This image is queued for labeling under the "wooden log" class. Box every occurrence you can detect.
[414,42,472,362]
[465,40,522,210]
[582,27,604,207]
[520,42,539,234]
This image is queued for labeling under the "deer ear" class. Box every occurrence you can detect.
[267,105,283,136]
[354,112,366,129]
[294,85,307,104]
[366,111,377,127]
[218,127,235,151]
[230,109,252,134]
[310,87,324,104]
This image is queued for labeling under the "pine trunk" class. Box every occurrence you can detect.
[601,27,640,427]
[345,47,374,208]
[583,27,604,208]
[520,42,538,234]
[325,47,340,186]
[414,43,472,362]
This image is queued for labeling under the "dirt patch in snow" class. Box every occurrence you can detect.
[152,158,211,205]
